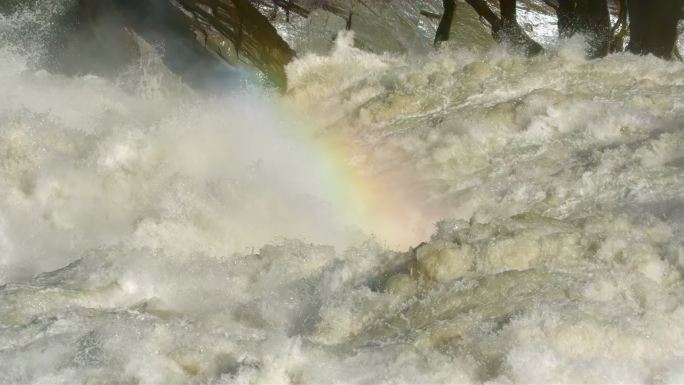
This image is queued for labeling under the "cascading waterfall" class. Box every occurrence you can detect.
[1,3,684,384]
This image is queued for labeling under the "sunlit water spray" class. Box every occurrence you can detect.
[2,6,684,385]
[0,51,351,280]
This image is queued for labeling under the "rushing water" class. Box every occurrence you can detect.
[2,4,684,385]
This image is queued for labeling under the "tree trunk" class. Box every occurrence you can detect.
[464,0,543,56]
[556,0,574,38]
[574,0,610,58]
[500,0,516,22]
[627,0,682,59]
[464,0,500,27]
[554,0,610,58]
[434,0,455,46]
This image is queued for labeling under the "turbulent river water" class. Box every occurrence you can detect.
[2,4,684,385]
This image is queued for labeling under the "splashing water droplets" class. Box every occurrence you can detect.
[1,6,684,385]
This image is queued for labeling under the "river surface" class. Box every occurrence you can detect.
[1,4,684,385]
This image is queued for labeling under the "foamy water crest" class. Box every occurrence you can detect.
[1,10,684,385]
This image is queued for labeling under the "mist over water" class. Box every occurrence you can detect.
[2,5,684,385]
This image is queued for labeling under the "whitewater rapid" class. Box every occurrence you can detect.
[2,8,684,385]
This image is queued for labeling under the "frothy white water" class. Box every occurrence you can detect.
[1,15,684,385]
[0,39,370,283]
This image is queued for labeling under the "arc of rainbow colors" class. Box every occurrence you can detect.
[276,106,432,250]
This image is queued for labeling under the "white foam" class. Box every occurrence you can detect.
[2,11,684,385]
